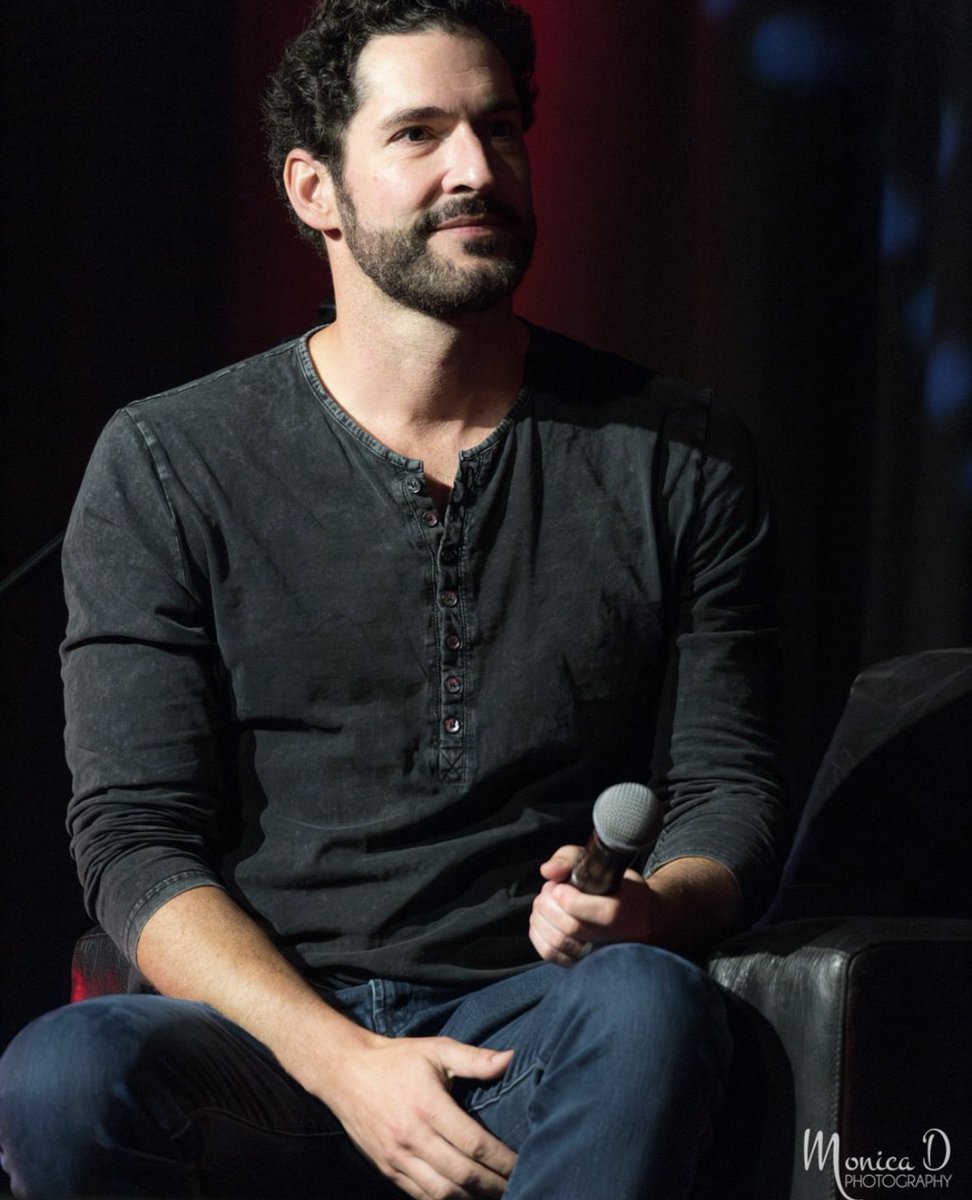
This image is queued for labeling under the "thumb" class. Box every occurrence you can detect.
[540,845,583,881]
[438,1039,514,1082]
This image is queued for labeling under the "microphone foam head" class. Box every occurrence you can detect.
[592,783,663,853]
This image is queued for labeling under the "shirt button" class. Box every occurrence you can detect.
[445,633,462,651]
[441,591,459,608]
[441,545,458,564]
[422,510,439,527]
[405,476,423,494]
[445,675,463,694]
[444,717,462,734]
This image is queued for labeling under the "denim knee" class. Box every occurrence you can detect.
[561,943,731,1064]
[2,999,124,1119]
[569,942,716,1011]
[0,996,208,1195]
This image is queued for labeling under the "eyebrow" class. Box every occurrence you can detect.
[378,99,521,132]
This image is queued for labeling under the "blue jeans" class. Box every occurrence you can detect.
[0,945,730,1198]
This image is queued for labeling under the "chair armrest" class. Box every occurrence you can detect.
[703,916,972,1200]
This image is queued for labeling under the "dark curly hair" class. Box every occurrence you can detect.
[263,0,536,240]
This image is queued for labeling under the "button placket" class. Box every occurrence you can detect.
[402,466,470,785]
[405,471,446,563]
[436,482,468,786]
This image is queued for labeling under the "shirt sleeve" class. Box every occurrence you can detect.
[646,393,790,924]
[62,408,228,964]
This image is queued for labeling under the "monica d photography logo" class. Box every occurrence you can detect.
[803,1127,952,1196]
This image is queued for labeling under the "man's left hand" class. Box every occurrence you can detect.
[528,846,662,967]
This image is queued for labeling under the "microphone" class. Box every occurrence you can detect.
[570,783,664,896]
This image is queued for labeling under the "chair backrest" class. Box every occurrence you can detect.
[772,648,972,921]
[71,926,131,1001]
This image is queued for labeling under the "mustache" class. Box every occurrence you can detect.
[416,196,525,236]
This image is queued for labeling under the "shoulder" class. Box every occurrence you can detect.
[523,322,655,401]
[121,334,312,435]
[80,333,321,506]
[523,321,742,450]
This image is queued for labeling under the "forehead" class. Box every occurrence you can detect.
[351,27,518,122]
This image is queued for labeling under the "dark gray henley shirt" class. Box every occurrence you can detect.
[62,323,788,988]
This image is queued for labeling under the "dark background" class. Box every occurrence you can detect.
[2,0,970,1058]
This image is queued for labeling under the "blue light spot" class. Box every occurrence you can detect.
[924,340,972,421]
[751,14,850,85]
[880,181,923,259]
[937,105,960,179]
[905,282,935,347]
[703,0,740,18]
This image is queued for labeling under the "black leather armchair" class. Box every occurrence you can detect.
[72,650,972,1198]
[703,648,972,1198]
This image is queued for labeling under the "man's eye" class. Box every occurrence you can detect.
[488,118,519,139]
[397,126,430,144]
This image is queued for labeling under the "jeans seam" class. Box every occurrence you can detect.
[465,1058,542,1114]
[370,978,387,1036]
[169,1106,347,1142]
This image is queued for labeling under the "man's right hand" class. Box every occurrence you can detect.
[137,886,516,1199]
[320,1032,516,1199]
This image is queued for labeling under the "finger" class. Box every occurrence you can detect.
[529,908,590,967]
[429,1044,518,1177]
[436,1039,514,1083]
[533,881,604,942]
[531,895,584,945]
[347,1135,440,1200]
[530,925,583,968]
[418,1092,517,1188]
[528,908,560,963]
[363,1086,513,1199]
[538,845,583,881]
[398,1135,508,1199]
[549,881,619,928]
[380,1159,439,1200]
[535,870,620,932]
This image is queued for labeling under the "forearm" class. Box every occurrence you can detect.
[135,884,378,1099]
[642,855,742,953]
[136,885,517,1197]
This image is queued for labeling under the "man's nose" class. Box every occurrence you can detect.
[441,124,497,192]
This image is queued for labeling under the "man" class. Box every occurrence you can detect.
[0,1,787,1196]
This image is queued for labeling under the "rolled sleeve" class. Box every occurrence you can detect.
[647,396,789,923]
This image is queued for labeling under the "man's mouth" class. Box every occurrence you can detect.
[433,214,505,233]
[419,200,518,238]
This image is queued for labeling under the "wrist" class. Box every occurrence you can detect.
[270,995,385,1100]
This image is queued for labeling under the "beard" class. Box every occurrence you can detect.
[333,182,536,317]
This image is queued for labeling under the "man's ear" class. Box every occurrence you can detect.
[283,149,341,237]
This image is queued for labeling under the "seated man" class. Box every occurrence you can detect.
[0,1,788,1196]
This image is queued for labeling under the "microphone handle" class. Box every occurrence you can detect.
[570,830,635,896]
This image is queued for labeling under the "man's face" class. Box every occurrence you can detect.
[329,27,536,316]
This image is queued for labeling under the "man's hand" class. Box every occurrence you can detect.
[529,845,660,967]
[136,887,516,1199]
[321,1031,517,1199]
[529,847,743,965]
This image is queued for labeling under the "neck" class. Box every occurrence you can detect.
[307,290,529,444]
